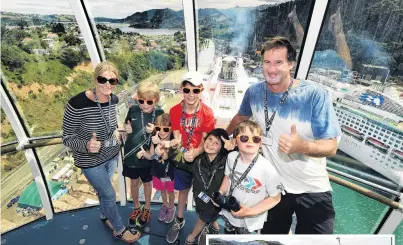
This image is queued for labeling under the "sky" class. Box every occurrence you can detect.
[1,0,293,18]
[207,235,394,245]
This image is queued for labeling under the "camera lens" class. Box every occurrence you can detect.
[227,196,240,212]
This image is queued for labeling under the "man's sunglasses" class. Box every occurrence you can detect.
[155,127,171,133]
[97,76,119,85]
[138,99,155,105]
[236,135,262,144]
[182,88,201,94]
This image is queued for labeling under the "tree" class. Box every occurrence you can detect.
[60,48,82,68]
[64,34,82,46]
[17,18,29,29]
[51,23,65,34]
[1,45,29,71]
[1,24,6,39]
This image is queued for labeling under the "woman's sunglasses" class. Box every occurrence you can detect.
[97,76,119,85]
[182,88,201,94]
[138,99,155,105]
[236,135,262,144]
[155,127,171,133]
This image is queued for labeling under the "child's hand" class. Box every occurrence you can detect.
[136,146,146,159]
[169,134,182,148]
[146,123,155,134]
[155,144,165,156]
[152,131,160,144]
[231,204,251,218]
[124,120,132,134]
[184,145,196,162]
[221,136,235,151]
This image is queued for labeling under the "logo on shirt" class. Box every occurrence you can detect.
[231,171,262,194]
[180,118,201,130]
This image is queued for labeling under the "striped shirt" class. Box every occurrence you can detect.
[62,91,120,168]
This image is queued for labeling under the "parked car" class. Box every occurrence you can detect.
[7,196,20,208]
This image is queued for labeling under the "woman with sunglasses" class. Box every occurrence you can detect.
[217,120,281,234]
[62,61,140,243]
[123,81,164,228]
[166,71,215,243]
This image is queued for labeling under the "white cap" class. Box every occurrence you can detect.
[181,71,204,86]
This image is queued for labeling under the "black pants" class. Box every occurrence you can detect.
[261,192,335,234]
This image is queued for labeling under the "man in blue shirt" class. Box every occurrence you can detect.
[226,36,341,234]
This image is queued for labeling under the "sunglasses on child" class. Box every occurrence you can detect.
[182,88,201,94]
[155,127,171,132]
[97,76,119,85]
[138,99,155,105]
[236,135,262,144]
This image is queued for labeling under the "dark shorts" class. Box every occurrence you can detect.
[197,209,219,223]
[262,191,335,234]
[174,168,193,190]
[123,165,152,183]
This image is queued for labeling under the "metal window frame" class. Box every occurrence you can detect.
[68,0,104,67]
[296,0,329,80]
[1,82,54,220]
[183,0,197,71]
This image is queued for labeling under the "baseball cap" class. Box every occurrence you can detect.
[181,71,204,86]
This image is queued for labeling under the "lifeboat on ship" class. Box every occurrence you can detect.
[365,137,389,153]
[341,125,364,141]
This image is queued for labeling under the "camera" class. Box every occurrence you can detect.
[212,191,240,212]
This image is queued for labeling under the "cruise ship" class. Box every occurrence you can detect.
[308,68,403,186]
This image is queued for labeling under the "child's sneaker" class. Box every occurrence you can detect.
[158,205,169,221]
[166,217,185,243]
[164,206,176,224]
[138,207,151,226]
[128,207,142,227]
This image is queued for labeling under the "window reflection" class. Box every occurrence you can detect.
[307,0,403,188]
[195,0,314,128]
[1,1,93,137]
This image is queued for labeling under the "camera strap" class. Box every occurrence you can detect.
[228,153,259,196]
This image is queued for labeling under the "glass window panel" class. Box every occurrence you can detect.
[1,1,93,137]
[1,108,17,145]
[1,113,45,233]
[36,145,119,213]
[394,221,403,245]
[330,175,393,234]
[195,0,314,128]
[307,0,403,219]
[86,0,187,204]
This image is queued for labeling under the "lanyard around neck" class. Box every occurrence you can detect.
[228,153,259,196]
[263,78,294,134]
[181,101,200,149]
[93,88,111,134]
[197,154,222,191]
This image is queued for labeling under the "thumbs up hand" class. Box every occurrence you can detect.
[278,124,302,154]
[87,132,101,153]
[152,131,160,145]
[136,146,146,159]
[124,120,132,134]
[146,123,155,134]
[184,144,196,162]
[221,136,235,151]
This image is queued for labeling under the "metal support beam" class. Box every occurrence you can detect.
[296,0,329,80]
[1,83,53,220]
[183,0,197,71]
[68,0,103,67]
